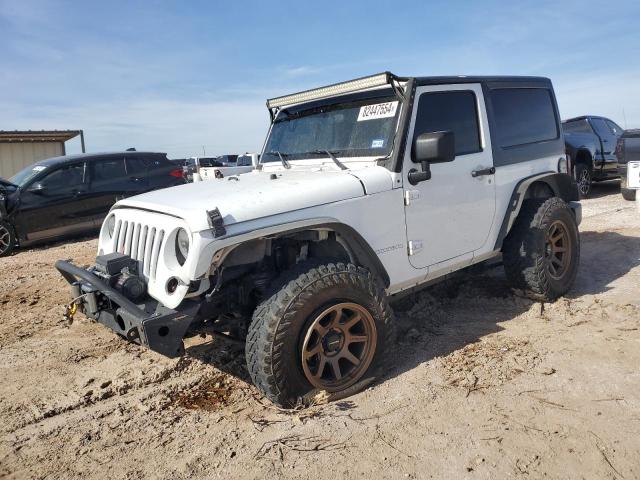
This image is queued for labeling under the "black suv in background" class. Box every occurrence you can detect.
[0,151,185,256]
[563,115,625,197]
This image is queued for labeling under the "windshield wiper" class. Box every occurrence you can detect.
[309,149,348,170]
[265,150,291,169]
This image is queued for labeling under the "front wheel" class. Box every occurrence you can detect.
[246,262,395,407]
[0,221,16,257]
[502,198,580,302]
[575,163,592,198]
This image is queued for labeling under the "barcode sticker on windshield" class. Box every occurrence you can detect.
[357,101,398,122]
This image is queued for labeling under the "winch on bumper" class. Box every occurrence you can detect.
[56,252,197,358]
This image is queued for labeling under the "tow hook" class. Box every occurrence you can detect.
[63,301,78,325]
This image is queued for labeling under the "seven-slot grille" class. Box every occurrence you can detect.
[112,220,165,280]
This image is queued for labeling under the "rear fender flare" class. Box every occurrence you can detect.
[494,172,579,250]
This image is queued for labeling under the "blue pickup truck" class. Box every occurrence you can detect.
[563,115,625,197]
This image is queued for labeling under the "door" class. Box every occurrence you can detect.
[88,157,130,225]
[17,162,93,240]
[124,155,151,191]
[590,118,617,162]
[403,84,496,269]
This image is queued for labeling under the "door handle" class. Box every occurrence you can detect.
[471,167,495,177]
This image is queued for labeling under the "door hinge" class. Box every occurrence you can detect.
[408,240,423,256]
[404,190,420,206]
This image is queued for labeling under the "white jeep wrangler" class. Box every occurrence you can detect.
[57,72,581,406]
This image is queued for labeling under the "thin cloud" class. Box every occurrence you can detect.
[283,66,323,77]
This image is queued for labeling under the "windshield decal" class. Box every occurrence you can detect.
[357,101,398,122]
[371,139,385,148]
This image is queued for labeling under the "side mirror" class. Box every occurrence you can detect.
[408,131,456,185]
[413,131,456,164]
[27,182,46,194]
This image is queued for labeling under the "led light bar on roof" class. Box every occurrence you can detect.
[267,72,393,109]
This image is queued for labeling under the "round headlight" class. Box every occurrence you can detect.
[175,228,190,265]
[106,215,116,238]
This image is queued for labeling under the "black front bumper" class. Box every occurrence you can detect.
[55,260,196,358]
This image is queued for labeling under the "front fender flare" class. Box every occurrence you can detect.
[197,217,391,288]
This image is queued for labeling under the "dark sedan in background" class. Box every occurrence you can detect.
[0,151,185,256]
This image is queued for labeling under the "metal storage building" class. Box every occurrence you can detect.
[0,130,85,179]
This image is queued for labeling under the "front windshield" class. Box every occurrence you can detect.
[262,94,401,162]
[9,164,48,187]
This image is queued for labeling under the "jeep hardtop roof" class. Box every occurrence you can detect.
[267,71,552,110]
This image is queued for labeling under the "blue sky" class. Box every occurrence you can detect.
[1,0,639,158]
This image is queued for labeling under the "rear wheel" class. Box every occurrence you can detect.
[575,163,592,198]
[621,188,637,201]
[246,262,395,407]
[0,221,16,257]
[503,198,580,301]
[621,176,636,201]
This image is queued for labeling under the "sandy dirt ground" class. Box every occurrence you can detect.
[1,182,639,479]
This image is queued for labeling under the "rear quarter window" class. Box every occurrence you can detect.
[125,157,149,175]
[490,88,559,148]
[93,158,126,181]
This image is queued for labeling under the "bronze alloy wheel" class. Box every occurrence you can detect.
[0,224,11,255]
[301,302,377,391]
[545,220,571,280]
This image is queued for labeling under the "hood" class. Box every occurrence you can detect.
[0,178,17,188]
[113,167,392,232]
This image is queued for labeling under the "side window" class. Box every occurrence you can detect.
[413,90,481,156]
[125,157,148,175]
[590,118,614,138]
[237,156,252,166]
[40,163,85,192]
[562,119,593,135]
[92,158,126,182]
[606,120,624,136]
[491,88,558,148]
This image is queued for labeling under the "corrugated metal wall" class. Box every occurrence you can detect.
[0,142,63,179]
